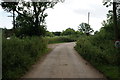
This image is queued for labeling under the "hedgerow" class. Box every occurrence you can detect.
[2,36,48,79]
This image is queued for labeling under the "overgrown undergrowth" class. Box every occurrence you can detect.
[2,36,48,79]
[75,36,120,80]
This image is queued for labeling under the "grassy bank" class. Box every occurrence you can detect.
[2,36,48,79]
[75,36,120,80]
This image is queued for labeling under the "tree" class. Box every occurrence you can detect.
[52,32,61,36]
[1,0,57,36]
[15,13,47,37]
[94,31,99,35]
[96,9,120,40]
[78,23,94,36]
[103,0,120,39]
[46,31,54,37]
[61,28,76,36]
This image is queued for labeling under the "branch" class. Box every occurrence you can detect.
[15,10,33,21]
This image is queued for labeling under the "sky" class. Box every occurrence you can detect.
[0,0,112,32]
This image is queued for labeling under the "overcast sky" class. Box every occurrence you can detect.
[0,0,112,32]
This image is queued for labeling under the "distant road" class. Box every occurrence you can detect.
[23,42,105,78]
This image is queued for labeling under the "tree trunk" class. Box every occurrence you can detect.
[33,2,39,36]
[113,2,119,40]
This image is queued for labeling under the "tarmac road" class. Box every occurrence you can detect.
[23,42,105,78]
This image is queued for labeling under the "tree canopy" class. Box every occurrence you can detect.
[1,0,57,36]
[61,28,76,36]
[78,23,94,36]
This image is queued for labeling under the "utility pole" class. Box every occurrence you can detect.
[88,12,90,25]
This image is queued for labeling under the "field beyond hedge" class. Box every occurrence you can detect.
[46,36,78,44]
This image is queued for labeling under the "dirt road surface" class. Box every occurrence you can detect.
[23,42,105,78]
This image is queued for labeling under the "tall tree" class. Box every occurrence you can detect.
[78,23,94,36]
[103,0,120,39]
[1,0,57,36]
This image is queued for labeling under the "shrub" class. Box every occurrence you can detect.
[75,36,120,79]
[2,36,48,79]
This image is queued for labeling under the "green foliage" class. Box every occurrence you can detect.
[46,31,54,37]
[75,30,120,79]
[61,28,76,36]
[75,36,119,64]
[15,23,47,37]
[78,23,94,36]
[74,31,84,37]
[46,36,76,44]
[45,28,83,44]
[75,10,120,79]
[52,32,61,36]
[97,65,120,78]
[75,35,120,79]
[2,36,48,79]
[1,1,57,36]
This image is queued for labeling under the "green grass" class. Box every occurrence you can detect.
[2,36,48,79]
[96,65,119,79]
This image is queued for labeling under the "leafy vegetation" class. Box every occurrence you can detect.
[78,23,94,36]
[75,36,120,79]
[46,36,76,44]
[61,28,76,36]
[75,11,120,79]
[1,1,57,37]
[2,36,48,79]
[45,31,55,37]
[52,32,61,36]
[45,28,83,44]
[1,0,120,79]
[1,1,58,79]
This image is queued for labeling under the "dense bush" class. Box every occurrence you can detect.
[2,36,48,79]
[75,35,120,79]
[75,36,119,64]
